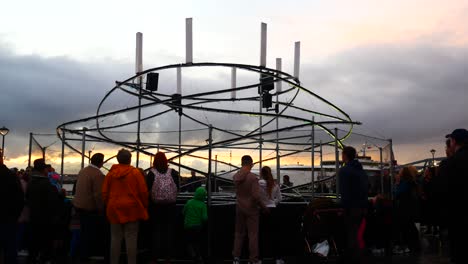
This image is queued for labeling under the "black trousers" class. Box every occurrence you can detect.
[78,209,110,262]
[185,226,206,262]
[29,222,54,263]
[259,207,282,259]
[151,204,177,260]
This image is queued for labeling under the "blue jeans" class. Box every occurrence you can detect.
[0,222,18,264]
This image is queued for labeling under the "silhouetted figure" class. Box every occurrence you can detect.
[445,129,468,263]
[0,150,24,264]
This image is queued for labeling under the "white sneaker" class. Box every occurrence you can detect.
[233,257,241,264]
[17,250,29,257]
[275,259,285,264]
[403,247,411,254]
[392,246,403,255]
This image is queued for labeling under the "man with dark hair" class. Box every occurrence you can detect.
[232,155,266,264]
[338,146,368,264]
[73,153,108,261]
[27,158,63,263]
[0,150,24,264]
[445,129,468,263]
[116,149,132,164]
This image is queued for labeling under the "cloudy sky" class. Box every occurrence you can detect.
[1,0,467,171]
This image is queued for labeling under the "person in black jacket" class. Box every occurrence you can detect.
[338,146,368,264]
[26,158,64,263]
[445,129,468,263]
[0,151,24,264]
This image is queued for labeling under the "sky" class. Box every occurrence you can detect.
[1,0,467,173]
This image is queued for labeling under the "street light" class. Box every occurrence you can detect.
[430,149,436,166]
[0,126,10,158]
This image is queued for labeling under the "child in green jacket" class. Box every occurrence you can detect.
[183,187,208,263]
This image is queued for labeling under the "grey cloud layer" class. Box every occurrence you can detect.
[1,42,467,164]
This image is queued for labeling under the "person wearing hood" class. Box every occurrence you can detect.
[338,146,368,264]
[102,149,149,264]
[183,187,208,263]
[232,155,267,264]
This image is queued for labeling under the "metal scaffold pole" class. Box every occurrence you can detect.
[311,116,315,198]
[207,124,213,258]
[28,132,32,167]
[334,128,340,199]
[389,139,394,199]
[60,129,65,184]
[380,147,384,194]
[81,127,87,170]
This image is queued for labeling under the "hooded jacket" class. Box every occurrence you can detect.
[102,164,149,224]
[233,167,265,215]
[183,187,208,229]
[338,159,368,209]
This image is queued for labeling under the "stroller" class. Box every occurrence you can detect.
[302,198,345,262]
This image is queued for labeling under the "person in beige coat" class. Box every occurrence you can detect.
[73,153,108,261]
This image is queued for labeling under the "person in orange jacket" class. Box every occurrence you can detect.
[102,149,148,264]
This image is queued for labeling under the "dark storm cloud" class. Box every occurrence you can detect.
[301,43,468,144]
[0,45,131,157]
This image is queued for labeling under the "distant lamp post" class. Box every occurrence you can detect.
[0,126,10,158]
[430,149,436,166]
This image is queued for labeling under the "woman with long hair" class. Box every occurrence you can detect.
[259,166,283,263]
[146,152,180,264]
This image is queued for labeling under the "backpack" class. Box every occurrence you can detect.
[151,168,177,204]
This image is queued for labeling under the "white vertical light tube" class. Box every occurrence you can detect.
[177,67,182,94]
[231,68,237,99]
[135,32,143,167]
[186,18,193,63]
[294,41,301,79]
[136,32,143,73]
[275,57,282,183]
[260,22,267,67]
[276,58,282,93]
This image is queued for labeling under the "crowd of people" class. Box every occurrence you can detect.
[1,127,467,264]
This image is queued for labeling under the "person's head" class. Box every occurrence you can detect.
[153,152,168,173]
[398,166,417,182]
[446,128,468,153]
[33,158,48,176]
[283,175,290,183]
[424,166,437,181]
[261,166,275,198]
[91,153,105,168]
[45,164,54,173]
[342,146,357,163]
[116,149,132,165]
[445,139,453,158]
[191,170,196,178]
[241,155,254,170]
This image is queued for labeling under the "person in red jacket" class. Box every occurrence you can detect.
[102,149,148,264]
